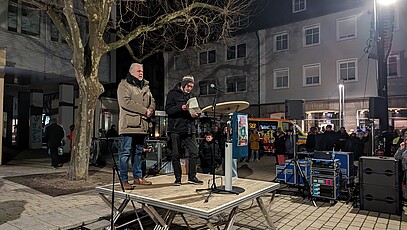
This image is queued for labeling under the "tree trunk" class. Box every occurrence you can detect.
[67,72,103,180]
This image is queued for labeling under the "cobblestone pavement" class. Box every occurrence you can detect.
[0,151,406,229]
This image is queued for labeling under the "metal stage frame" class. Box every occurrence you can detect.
[96,174,279,229]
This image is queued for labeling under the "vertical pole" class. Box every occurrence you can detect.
[0,49,6,165]
[339,85,342,128]
[225,120,232,191]
[375,0,389,131]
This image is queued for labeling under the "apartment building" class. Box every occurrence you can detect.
[164,0,407,131]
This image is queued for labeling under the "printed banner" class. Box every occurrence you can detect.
[237,114,248,146]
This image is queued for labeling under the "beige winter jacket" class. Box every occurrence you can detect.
[117,78,155,135]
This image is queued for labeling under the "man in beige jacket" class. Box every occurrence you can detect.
[117,63,155,190]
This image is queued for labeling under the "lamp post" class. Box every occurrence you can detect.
[374,0,398,156]
[338,84,344,128]
[374,0,389,132]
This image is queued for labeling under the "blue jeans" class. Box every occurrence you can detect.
[222,158,238,178]
[118,135,144,182]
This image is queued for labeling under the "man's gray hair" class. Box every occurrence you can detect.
[129,63,143,72]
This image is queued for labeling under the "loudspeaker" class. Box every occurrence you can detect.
[359,156,402,215]
[359,156,401,187]
[285,100,305,120]
[360,184,402,215]
[369,97,386,119]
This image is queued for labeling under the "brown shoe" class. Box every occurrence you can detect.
[122,181,134,190]
[134,178,152,185]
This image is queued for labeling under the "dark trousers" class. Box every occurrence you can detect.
[170,133,199,180]
[49,147,61,167]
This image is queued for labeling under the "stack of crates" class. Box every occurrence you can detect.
[311,159,340,200]
[275,159,310,186]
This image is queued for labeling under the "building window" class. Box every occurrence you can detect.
[174,55,188,70]
[303,24,320,47]
[303,64,321,86]
[199,50,216,65]
[337,58,357,82]
[226,76,246,93]
[199,80,216,96]
[292,0,306,13]
[274,68,289,89]
[227,43,246,60]
[274,32,289,52]
[7,0,18,32]
[21,2,40,37]
[50,21,59,42]
[337,16,357,41]
[387,54,399,77]
[8,0,41,37]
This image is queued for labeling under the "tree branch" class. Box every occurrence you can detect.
[106,2,225,53]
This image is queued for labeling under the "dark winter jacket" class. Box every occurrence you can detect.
[165,83,197,134]
[199,140,222,169]
[117,73,156,135]
[321,130,339,151]
[44,123,65,148]
[306,133,316,152]
[345,136,368,160]
[285,134,295,155]
[274,132,286,155]
[337,131,349,151]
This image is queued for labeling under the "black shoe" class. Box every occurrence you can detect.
[174,180,182,186]
[188,177,203,185]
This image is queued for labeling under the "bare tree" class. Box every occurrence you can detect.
[22,0,259,180]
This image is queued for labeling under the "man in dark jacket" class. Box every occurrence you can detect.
[337,126,349,151]
[321,125,339,151]
[165,75,203,186]
[306,126,317,152]
[44,118,65,168]
[117,63,155,190]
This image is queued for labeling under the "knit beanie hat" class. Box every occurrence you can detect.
[181,75,195,88]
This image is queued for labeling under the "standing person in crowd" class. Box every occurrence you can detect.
[44,118,65,168]
[117,63,155,190]
[199,132,222,174]
[106,124,119,138]
[345,130,368,183]
[274,127,286,165]
[67,124,75,152]
[320,125,339,151]
[306,126,317,152]
[395,137,407,199]
[285,129,295,159]
[396,129,407,147]
[337,126,349,151]
[212,124,222,143]
[165,75,203,186]
[248,129,261,162]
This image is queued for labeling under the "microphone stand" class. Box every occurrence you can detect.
[196,87,238,202]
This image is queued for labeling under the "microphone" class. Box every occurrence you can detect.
[210,84,224,92]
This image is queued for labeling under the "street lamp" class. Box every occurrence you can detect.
[374,0,397,156]
[338,84,344,128]
[374,0,397,132]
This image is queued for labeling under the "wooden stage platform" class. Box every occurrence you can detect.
[96,174,280,229]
